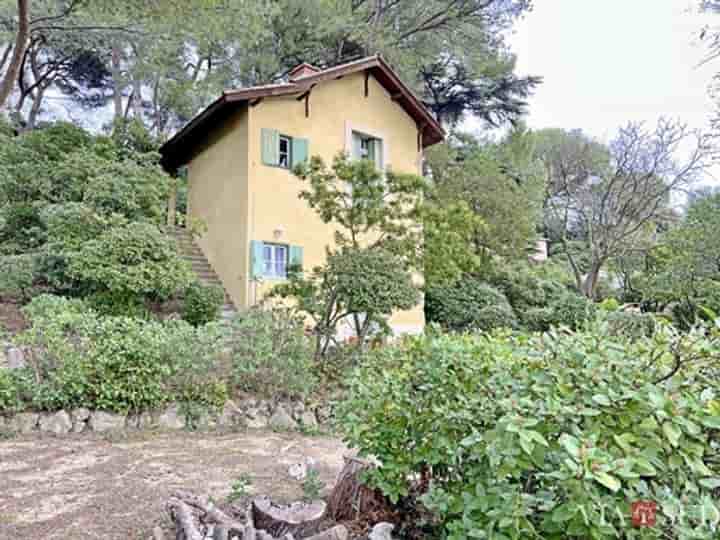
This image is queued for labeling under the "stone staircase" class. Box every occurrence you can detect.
[172,228,237,321]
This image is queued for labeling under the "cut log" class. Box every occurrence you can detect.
[168,498,204,540]
[251,497,326,538]
[173,490,245,533]
[305,525,348,540]
[327,457,391,522]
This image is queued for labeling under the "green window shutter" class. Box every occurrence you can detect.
[261,128,279,166]
[291,138,309,168]
[250,240,265,278]
[289,245,304,272]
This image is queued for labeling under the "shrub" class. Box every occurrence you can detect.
[0,204,47,254]
[425,277,516,332]
[67,222,194,302]
[229,306,316,400]
[338,329,720,539]
[0,255,38,301]
[547,291,596,330]
[16,295,225,413]
[182,282,225,326]
[605,311,657,340]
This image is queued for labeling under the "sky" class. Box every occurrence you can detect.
[492,0,719,183]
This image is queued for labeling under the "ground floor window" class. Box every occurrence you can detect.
[263,243,288,278]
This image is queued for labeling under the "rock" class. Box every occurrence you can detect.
[157,404,185,430]
[126,411,156,430]
[306,525,348,540]
[369,522,395,540]
[244,402,269,429]
[269,404,296,430]
[69,408,91,433]
[315,406,332,424]
[8,412,39,433]
[217,400,243,427]
[89,411,126,433]
[4,346,25,369]
[291,401,306,419]
[299,411,318,429]
[39,410,72,435]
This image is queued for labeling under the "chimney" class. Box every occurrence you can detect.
[289,62,320,81]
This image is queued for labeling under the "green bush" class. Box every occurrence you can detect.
[229,306,317,400]
[547,291,596,330]
[0,254,38,301]
[605,311,657,340]
[0,204,47,254]
[182,282,225,326]
[426,277,517,332]
[338,328,720,539]
[67,222,194,302]
[16,295,225,413]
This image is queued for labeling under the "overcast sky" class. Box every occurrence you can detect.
[487,0,719,183]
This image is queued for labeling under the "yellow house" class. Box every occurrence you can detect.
[159,55,444,335]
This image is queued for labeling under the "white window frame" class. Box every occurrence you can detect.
[278,134,292,169]
[262,243,288,278]
[344,121,389,172]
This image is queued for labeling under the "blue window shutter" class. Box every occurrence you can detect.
[250,240,265,278]
[289,245,303,273]
[291,138,309,168]
[261,128,279,166]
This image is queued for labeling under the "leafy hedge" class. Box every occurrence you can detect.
[338,326,720,538]
[4,295,226,414]
[182,282,225,326]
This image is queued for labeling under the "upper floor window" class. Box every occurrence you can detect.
[261,128,308,169]
[263,243,288,278]
[351,131,384,171]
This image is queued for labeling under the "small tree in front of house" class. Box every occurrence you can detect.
[272,154,425,356]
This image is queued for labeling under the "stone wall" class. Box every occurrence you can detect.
[0,398,332,436]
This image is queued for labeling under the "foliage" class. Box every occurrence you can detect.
[272,248,419,355]
[229,306,317,400]
[0,254,37,301]
[0,204,47,254]
[14,295,225,413]
[425,278,516,332]
[605,311,658,340]
[425,128,546,272]
[182,282,225,326]
[301,468,324,502]
[227,473,253,503]
[66,222,194,303]
[338,325,720,539]
[294,154,425,264]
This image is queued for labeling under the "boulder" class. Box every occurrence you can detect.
[126,411,156,430]
[299,411,318,429]
[39,410,72,435]
[369,522,395,540]
[8,412,39,433]
[269,404,296,430]
[157,404,185,430]
[244,403,270,429]
[217,400,243,427]
[89,411,126,433]
[4,346,25,369]
[69,408,91,433]
[315,405,333,424]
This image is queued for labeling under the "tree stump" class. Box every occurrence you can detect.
[327,457,391,522]
[251,497,326,538]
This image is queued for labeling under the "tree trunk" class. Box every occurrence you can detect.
[26,83,45,129]
[327,457,392,522]
[581,261,603,299]
[251,497,326,538]
[131,77,143,119]
[0,0,31,110]
[111,45,123,120]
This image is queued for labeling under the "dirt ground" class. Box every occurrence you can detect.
[0,430,348,540]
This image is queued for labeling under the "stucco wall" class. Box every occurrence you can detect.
[187,105,250,307]
[246,72,425,333]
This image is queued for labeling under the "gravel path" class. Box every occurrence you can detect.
[0,430,347,539]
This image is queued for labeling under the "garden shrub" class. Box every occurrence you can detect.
[182,282,225,326]
[229,306,317,400]
[16,295,225,413]
[605,311,657,340]
[338,328,720,539]
[66,222,194,302]
[0,204,47,254]
[0,254,38,301]
[546,291,596,330]
[425,277,517,332]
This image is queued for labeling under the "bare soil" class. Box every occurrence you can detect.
[0,301,27,336]
[0,430,347,540]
